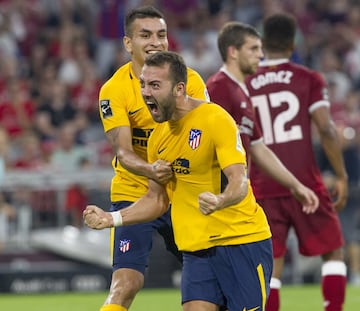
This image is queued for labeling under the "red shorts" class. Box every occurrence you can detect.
[257,188,344,258]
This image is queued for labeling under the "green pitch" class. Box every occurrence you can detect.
[0,285,358,310]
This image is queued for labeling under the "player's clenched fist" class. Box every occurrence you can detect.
[198,192,221,215]
[83,205,113,229]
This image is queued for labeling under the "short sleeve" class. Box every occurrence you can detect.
[99,81,130,132]
[207,106,247,169]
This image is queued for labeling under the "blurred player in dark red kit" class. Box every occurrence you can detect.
[246,13,348,311]
[206,21,318,233]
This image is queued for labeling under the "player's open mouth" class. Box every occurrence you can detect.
[146,101,158,113]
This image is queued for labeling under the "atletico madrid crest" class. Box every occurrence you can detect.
[189,129,202,150]
[119,239,131,253]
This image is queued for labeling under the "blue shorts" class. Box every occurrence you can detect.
[181,239,273,311]
[110,201,182,274]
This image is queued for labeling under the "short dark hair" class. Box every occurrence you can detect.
[144,51,187,86]
[124,6,165,37]
[217,21,260,62]
[262,13,296,53]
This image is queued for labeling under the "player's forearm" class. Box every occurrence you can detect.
[217,165,249,208]
[116,148,155,179]
[112,191,169,226]
[250,143,301,190]
[105,127,155,179]
[320,127,348,181]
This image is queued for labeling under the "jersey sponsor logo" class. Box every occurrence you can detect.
[242,306,260,311]
[172,158,190,174]
[188,129,202,150]
[100,99,113,118]
[157,146,167,154]
[119,239,131,253]
[128,107,143,115]
[132,128,153,147]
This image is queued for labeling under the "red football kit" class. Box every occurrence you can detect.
[246,59,344,257]
[206,67,263,164]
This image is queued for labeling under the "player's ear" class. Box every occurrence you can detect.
[123,36,132,53]
[173,82,185,96]
[228,45,238,59]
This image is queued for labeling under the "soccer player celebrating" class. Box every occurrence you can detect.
[246,13,348,311]
[84,51,273,311]
[97,6,208,311]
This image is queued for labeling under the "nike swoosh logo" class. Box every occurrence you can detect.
[157,147,167,154]
[128,108,143,115]
[243,307,260,311]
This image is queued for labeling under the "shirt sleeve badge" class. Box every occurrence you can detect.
[100,99,113,118]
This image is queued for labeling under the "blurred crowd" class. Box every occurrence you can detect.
[0,0,359,282]
[0,0,358,174]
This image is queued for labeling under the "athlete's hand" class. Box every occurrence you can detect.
[151,159,173,184]
[83,205,113,229]
[331,177,348,212]
[198,192,222,215]
[290,183,319,214]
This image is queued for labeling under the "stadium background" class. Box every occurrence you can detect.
[0,0,359,303]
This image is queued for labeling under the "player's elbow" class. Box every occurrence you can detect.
[146,190,170,218]
[318,122,338,140]
[156,193,170,217]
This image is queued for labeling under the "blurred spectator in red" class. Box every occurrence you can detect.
[65,181,88,228]
[0,78,35,139]
[11,130,49,170]
[70,63,102,123]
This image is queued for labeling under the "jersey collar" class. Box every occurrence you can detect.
[259,58,289,67]
[220,66,249,97]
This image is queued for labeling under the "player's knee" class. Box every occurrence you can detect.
[111,270,144,300]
